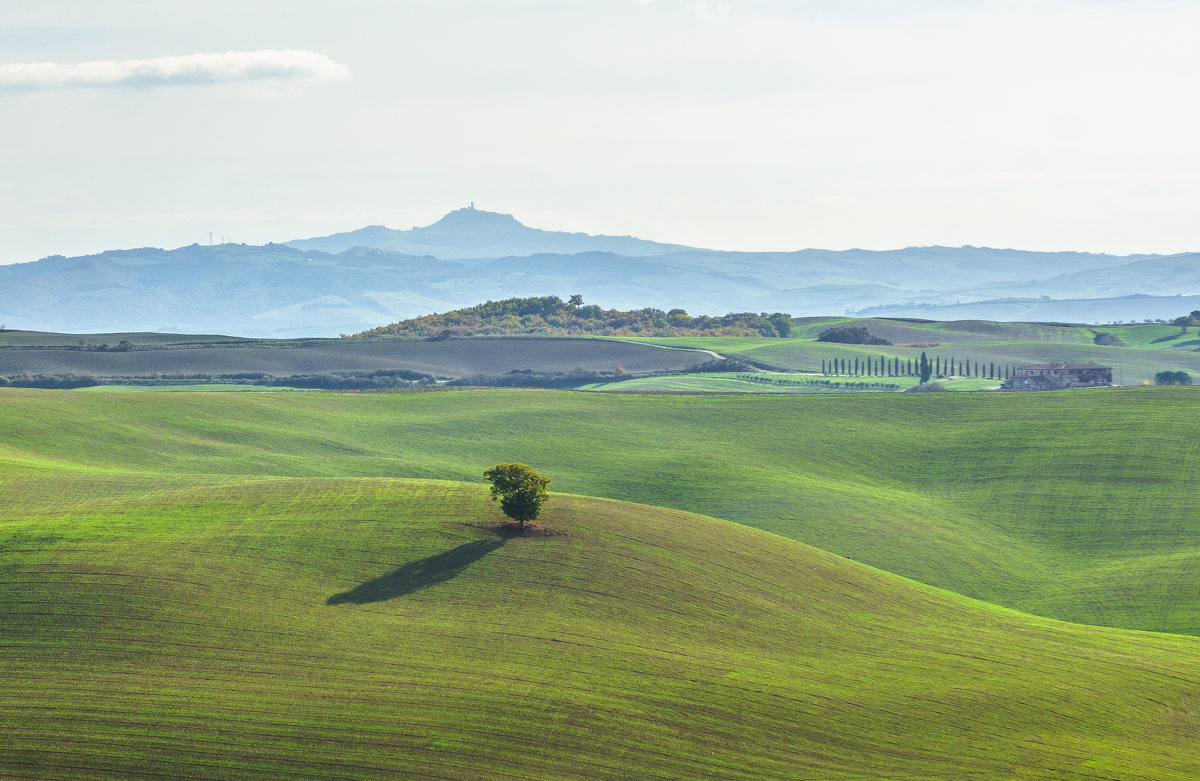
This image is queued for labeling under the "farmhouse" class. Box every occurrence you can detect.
[1001,362,1112,391]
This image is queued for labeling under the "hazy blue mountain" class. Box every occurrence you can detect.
[285,206,695,258]
[956,254,1200,300]
[0,208,1192,337]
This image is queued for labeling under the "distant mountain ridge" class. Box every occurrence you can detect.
[0,207,1194,337]
[286,205,695,258]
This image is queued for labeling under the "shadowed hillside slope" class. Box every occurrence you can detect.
[2,387,1200,635]
[4,479,1200,779]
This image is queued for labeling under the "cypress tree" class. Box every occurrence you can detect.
[919,351,932,384]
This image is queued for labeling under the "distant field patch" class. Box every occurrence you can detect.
[577,373,999,393]
[0,337,709,380]
[76,383,310,393]
[621,333,1200,385]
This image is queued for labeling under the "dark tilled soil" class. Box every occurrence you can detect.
[0,337,708,379]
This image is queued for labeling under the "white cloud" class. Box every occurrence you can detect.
[0,50,350,91]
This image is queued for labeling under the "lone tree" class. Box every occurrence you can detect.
[1154,370,1193,386]
[918,351,932,384]
[483,463,551,529]
[816,326,891,345]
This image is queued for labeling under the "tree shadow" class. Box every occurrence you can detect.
[327,538,506,605]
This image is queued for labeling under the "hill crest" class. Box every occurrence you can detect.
[285,205,695,259]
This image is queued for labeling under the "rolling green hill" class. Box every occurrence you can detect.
[621,320,1200,385]
[3,387,1200,637]
[6,476,1200,779]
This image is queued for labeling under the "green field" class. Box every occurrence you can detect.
[577,372,999,393]
[614,321,1200,386]
[4,386,1200,633]
[76,383,312,392]
[6,474,1200,778]
[6,386,1200,777]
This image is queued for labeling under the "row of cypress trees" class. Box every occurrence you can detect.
[821,354,1017,381]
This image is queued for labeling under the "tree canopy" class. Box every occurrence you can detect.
[816,326,891,345]
[1154,371,1192,386]
[483,463,551,529]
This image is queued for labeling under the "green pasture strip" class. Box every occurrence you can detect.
[575,373,999,393]
[576,373,895,393]
[3,480,1200,779]
[1112,325,1200,350]
[787,317,1100,344]
[4,386,1200,635]
[76,384,309,392]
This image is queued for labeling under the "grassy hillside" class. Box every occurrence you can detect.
[624,322,1200,385]
[3,387,1200,637]
[792,317,1101,344]
[577,373,997,393]
[6,476,1200,779]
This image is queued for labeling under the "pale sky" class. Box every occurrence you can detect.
[1,0,1198,265]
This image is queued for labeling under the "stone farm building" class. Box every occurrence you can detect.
[1001,362,1112,391]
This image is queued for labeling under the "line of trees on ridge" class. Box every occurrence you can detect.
[352,296,794,339]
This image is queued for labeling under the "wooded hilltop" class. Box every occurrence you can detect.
[353,296,795,339]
